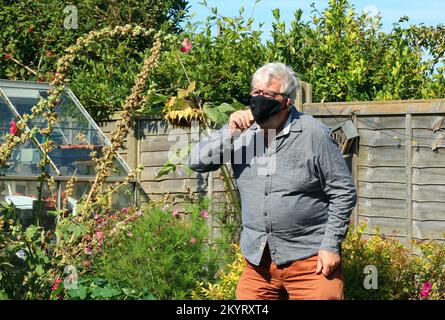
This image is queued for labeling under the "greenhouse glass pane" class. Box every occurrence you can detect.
[0,95,16,144]
[0,179,57,229]
[2,86,128,177]
[58,181,134,213]
[0,93,56,176]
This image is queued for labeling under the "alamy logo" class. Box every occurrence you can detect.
[63,5,78,30]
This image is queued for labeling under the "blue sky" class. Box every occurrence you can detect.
[184,0,445,41]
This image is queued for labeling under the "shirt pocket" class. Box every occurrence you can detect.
[279,153,313,191]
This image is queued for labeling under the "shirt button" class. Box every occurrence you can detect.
[265,192,268,196]
[264,211,267,216]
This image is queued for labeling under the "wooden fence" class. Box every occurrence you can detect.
[99,98,445,246]
[302,99,445,247]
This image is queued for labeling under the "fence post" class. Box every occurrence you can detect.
[296,81,312,112]
[406,113,413,252]
[351,112,360,230]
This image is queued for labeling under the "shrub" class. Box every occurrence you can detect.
[192,243,245,300]
[90,202,233,299]
[191,224,445,300]
[342,224,445,300]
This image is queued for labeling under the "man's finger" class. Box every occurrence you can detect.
[242,113,253,128]
[316,257,323,274]
[247,109,254,121]
[233,118,243,129]
[322,264,333,276]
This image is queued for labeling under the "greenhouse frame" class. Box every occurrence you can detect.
[0,79,135,227]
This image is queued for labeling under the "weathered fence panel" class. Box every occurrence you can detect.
[303,99,445,247]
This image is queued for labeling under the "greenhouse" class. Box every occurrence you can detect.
[0,79,134,228]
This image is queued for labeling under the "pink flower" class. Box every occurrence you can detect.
[189,237,197,245]
[420,290,430,297]
[200,210,209,219]
[180,38,192,53]
[84,247,92,255]
[172,208,180,218]
[420,281,432,297]
[9,120,17,135]
[127,231,133,237]
[121,207,129,214]
[51,278,62,291]
[422,282,432,291]
[95,231,104,240]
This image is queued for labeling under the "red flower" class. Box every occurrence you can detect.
[180,38,192,53]
[51,278,62,291]
[3,54,11,60]
[28,27,34,33]
[189,237,197,245]
[9,120,18,135]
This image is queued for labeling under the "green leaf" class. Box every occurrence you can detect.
[46,210,62,217]
[67,224,88,238]
[155,161,177,180]
[148,93,168,105]
[203,103,226,125]
[91,286,121,299]
[142,293,156,300]
[25,225,38,240]
[216,102,236,114]
[272,8,280,21]
[67,286,87,300]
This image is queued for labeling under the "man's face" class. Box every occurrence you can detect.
[250,78,290,130]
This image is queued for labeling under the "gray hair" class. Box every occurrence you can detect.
[251,62,299,104]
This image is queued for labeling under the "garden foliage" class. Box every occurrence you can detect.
[1,0,445,301]
[0,0,188,120]
[192,224,445,300]
[93,202,233,299]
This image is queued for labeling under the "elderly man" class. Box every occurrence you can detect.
[188,62,357,300]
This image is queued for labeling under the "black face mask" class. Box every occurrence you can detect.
[250,95,284,122]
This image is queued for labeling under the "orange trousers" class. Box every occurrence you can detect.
[236,245,344,300]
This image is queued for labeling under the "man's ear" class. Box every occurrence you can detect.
[286,97,293,108]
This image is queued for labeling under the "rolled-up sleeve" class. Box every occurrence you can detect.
[188,124,233,173]
[316,128,357,254]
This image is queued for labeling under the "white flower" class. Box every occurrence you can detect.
[16,250,26,260]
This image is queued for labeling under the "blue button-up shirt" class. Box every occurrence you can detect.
[188,107,357,266]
